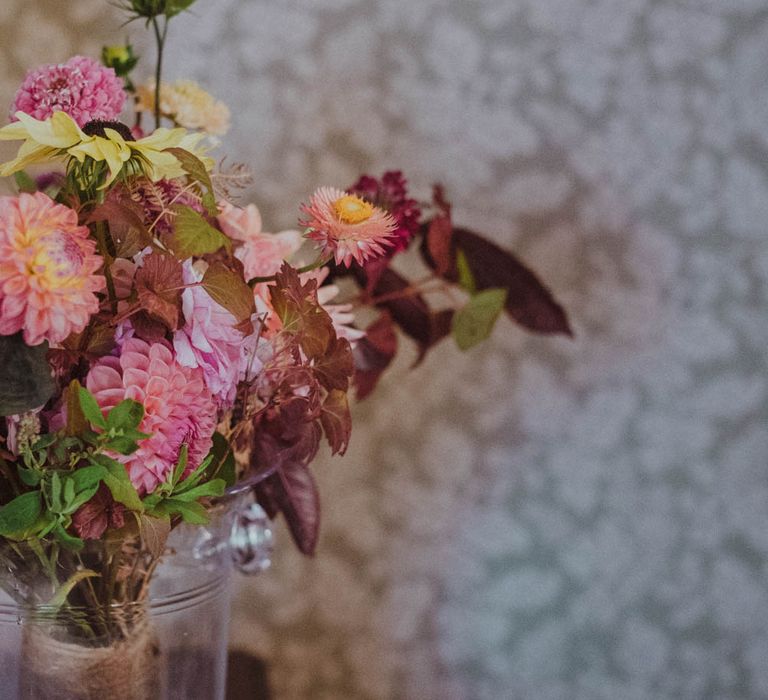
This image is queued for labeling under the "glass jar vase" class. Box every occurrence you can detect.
[0,486,273,700]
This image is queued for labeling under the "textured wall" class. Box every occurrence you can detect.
[2,1,768,699]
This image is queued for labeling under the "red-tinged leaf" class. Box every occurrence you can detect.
[313,335,353,392]
[427,214,453,277]
[353,312,398,400]
[87,196,151,258]
[65,380,88,436]
[201,261,256,326]
[452,228,571,336]
[131,311,170,343]
[320,388,351,455]
[255,461,321,555]
[363,267,453,363]
[135,254,184,330]
[270,263,335,360]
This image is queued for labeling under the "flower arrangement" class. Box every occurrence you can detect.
[0,0,570,696]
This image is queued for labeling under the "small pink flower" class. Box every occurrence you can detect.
[86,337,217,494]
[173,261,261,409]
[299,187,397,267]
[10,56,126,127]
[0,192,105,346]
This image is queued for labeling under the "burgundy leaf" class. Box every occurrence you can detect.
[353,312,398,400]
[453,228,571,336]
[135,253,185,330]
[358,267,453,363]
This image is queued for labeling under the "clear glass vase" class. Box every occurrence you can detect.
[0,485,273,700]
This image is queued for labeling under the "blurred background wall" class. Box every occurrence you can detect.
[2,1,768,698]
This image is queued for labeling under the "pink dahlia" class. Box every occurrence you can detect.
[0,192,105,346]
[86,338,217,494]
[299,187,397,267]
[10,55,126,127]
[173,261,260,409]
[348,171,421,253]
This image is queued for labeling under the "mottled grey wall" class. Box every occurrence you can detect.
[2,1,768,699]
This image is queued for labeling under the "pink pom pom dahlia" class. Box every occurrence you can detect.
[299,187,397,267]
[0,192,105,345]
[173,261,260,409]
[86,338,217,494]
[10,55,126,127]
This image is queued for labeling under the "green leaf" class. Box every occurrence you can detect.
[50,473,63,513]
[51,521,84,551]
[208,432,236,487]
[106,399,145,431]
[456,248,476,294]
[171,479,225,502]
[89,455,143,511]
[18,468,41,487]
[14,171,36,193]
[154,498,208,524]
[176,454,213,491]
[47,570,100,610]
[78,387,107,429]
[451,288,508,351]
[169,205,230,258]
[164,147,216,214]
[165,0,198,20]
[0,491,42,537]
[171,444,189,486]
[0,334,56,416]
[103,435,141,455]
[70,465,108,493]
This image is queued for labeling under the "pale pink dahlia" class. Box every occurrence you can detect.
[10,56,126,127]
[0,192,105,346]
[86,338,217,494]
[299,187,397,267]
[173,261,260,409]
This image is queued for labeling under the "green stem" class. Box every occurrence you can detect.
[247,256,332,287]
[151,16,169,130]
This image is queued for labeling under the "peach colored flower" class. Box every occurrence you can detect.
[86,338,217,494]
[0,192,104,345]
[136,80,230,136]
[299,187,396,267]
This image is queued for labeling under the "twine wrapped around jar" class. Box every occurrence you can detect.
[18,613,162,700]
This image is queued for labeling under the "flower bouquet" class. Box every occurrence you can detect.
[0,1,570,698]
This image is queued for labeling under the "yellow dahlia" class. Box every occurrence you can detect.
[299,187,397,267]
[137,80,230,136]
[0,192,105,345]
[0,111,213,187]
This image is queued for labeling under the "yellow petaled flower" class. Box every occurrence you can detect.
[0,111,214,187]
[137,80,231,136]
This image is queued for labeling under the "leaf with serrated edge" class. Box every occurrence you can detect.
[170,205,230,258]
[139,514,170,558]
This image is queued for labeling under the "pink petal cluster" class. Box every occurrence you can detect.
[86,338,217,494]
[219,201,301,278]
[348,171,421,253]
[10,56,126,127]
[0,192,105,345]
[299,187,397,267]
[173,261,260,409]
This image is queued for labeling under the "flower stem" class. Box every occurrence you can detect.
[247,256,332,287]
[151,16,169,130]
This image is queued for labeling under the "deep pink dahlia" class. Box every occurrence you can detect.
[86,338,217,494]
[348,171,421,253]
[10,56,126,127]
